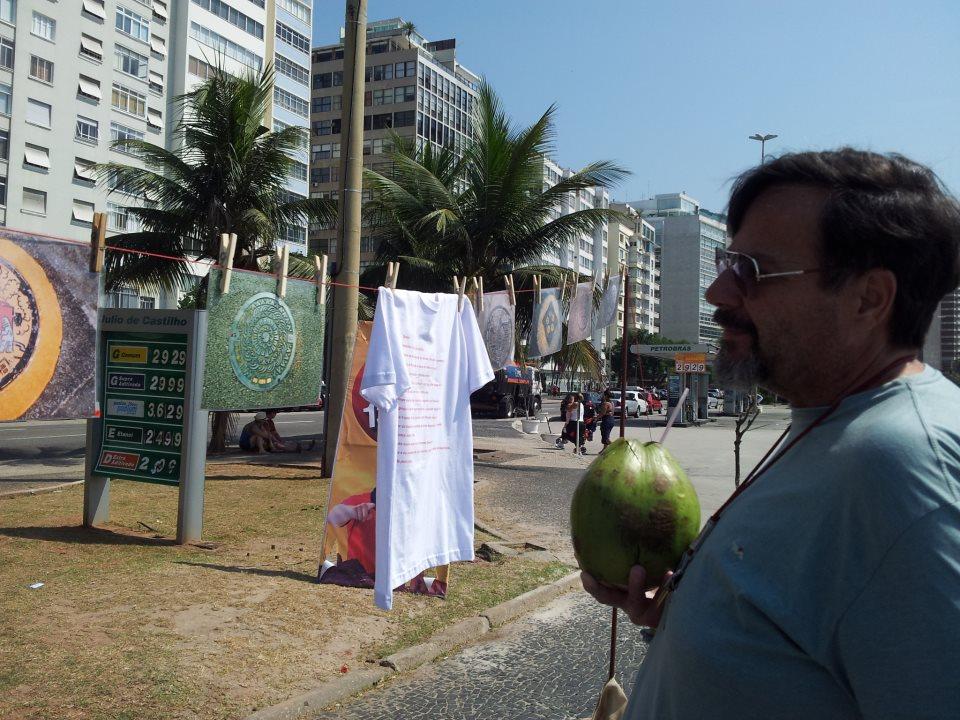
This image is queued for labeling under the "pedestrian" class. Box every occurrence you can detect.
[598,390,615,451]
[582,148,960,719]
[238,412,275,453]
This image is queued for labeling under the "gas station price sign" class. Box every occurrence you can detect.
[95,331,189,484]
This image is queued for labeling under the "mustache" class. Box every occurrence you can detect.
[713,308,756,335]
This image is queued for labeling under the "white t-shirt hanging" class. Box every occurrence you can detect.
[360,288,494,610]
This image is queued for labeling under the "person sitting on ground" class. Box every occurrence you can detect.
[238,412,276,453]
[262,410,315,453]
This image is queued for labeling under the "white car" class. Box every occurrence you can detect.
[609,390,648,417]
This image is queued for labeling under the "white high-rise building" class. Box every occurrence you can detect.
[169,0,312,255]
[0,0,312,308]
[0,0,172,248]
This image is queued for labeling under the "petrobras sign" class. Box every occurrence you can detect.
[631,343,713,358]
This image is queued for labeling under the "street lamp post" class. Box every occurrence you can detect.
[748,133,778,164]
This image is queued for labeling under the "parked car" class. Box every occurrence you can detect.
[609,390,648,417]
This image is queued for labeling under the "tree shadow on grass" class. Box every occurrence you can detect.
[0,525,177,546]
[175,561,316,583]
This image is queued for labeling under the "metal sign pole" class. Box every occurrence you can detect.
[177,311,208,544]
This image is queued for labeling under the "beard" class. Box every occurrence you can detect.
[712,309,771,390]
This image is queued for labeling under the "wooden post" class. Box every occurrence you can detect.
[276,246,289,299]
[315,254,328,307]
[220,233,237,294]
[89,212,106,273]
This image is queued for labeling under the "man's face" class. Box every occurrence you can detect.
[706,185,848,402]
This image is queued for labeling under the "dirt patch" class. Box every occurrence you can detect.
[0,462,569,719]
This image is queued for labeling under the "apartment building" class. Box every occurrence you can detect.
[308,17,480,264]
[630,192,727,345]
[608,203,659,339]
[0,0,311,309]
[0,0,171,252]
[168,0,313,256]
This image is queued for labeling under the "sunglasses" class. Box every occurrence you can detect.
[714,248,820,289]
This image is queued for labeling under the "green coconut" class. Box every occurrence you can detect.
[570,438,701,589]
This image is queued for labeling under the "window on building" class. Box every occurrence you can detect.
[108,286,140,308]
[22,188,47,215]
[310,166,338,184]
[148,70,163,94]
[80,34,103,62]
[0,37,12,70]
[152,0,168,23]
[72,200,95,225]
[107,201,139,231]
[31,12,55,41]
[394,61,415,78]
[29,56,53,83]
[23,144,49,171]
[74,158,96,183]
[312,119,340,136]
[190,0,263,39]
[371,138,391,155]
[188,55,216,80]
[110,122,145,154]
[289,160,308,182]
[274,87,308,117]
[115,45,148,80]
[393,110,415,128]
[371,113,392,130]
[81,0,107,21]
[0,0,13,24]
[275,53,309,86]
[395,85,415,104]
[0,83,9,115]
[116,6,149,42]
[75,115,99,143]
[190,22,261,71]
[313,72,332,90]
[112,83,147,117]
[276,21,309,53]
[277,0,310,24]
[150,34,166,57]
[0,129,8,160]
[78,75,102,102]
[0,177,5,206]
[311,142,339,161]
[26,99,51,128]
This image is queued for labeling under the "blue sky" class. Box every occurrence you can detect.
[313,0,960,212]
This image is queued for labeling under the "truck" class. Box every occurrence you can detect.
[470,364,543,418]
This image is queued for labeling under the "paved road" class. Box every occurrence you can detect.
[318,592,649,720]
[0,412,328,491]
[316,400,792,718]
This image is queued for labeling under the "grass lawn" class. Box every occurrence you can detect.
[0,464,570,720]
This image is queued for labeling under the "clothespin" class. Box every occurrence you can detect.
[504,274,515,306]
[385,261,399,289]
[471,276,483,312]
[89,212,106,273]
[315,254,328,307]
[453,275,466,311]
[220,233,237,294]
[275,246,289,299]
[533,275,542,303]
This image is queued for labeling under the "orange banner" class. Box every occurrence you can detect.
[319,323,448,594]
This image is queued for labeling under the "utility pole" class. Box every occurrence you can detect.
[324,0,366,476]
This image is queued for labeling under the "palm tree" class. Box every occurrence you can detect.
[98,64,337,451]
[98,64,336,292]
[360,81,628,378]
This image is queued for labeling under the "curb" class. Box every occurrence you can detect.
[0,480,83,500]
[243,570,582,720]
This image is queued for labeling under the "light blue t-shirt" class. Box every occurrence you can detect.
[626,366,960,719]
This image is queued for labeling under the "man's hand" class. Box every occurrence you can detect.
[581,566,672,628]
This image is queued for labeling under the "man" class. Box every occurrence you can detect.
[325,488,377,575]
[583,149,960,718]
[238,412,274,453]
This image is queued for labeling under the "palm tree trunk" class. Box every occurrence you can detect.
[208,411,230,454]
